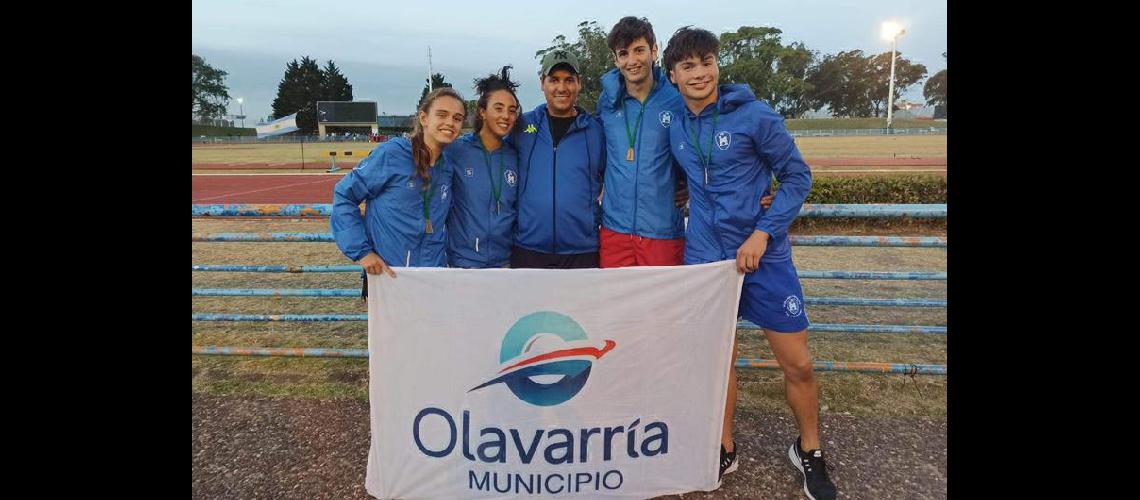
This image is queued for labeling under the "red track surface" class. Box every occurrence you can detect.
[193,162,362,170]
[192,175,345,203]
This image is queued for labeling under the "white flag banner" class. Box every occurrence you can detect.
[255,113,299,138]
[365,260,743,499]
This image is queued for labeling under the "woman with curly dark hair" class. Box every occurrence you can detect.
[445,65,524,268]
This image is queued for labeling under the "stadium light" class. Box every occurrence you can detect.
[235,97,245,128]
[881,22,905,41]
[880,22,907,131]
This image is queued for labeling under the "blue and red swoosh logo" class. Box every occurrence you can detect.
[470,312,615,406]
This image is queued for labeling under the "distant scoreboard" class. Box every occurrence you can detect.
[317,101,378,123]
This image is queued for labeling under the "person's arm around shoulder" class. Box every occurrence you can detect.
[592,118,607,220]
[673,156,689,208]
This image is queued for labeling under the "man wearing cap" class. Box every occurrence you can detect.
[509,49,607,269]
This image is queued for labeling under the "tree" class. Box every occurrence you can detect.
[271,56,357,134]
[718,26,786,103]
[803,49,923,118]
[464,99,478,129]
[271,59,302,122]
[270,56,324,133]
[716,27,818,119]
[769,42,817,118]
[535,20,614,113]
[192,54,230,121]
[322,60,353,102]
[417,73,453,110]
[924,52,947,109]
[807,50,875,117]
[868,51,927,116]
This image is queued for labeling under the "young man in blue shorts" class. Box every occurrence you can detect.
[663,26,836,500]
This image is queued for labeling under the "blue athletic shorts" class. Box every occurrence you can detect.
[739,259,810,333]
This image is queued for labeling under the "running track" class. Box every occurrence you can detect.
[192,173,344,204]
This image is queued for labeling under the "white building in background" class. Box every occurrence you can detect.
[893,99,935,119]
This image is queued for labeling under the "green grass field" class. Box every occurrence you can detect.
[793,135,946,159]
[194,124,256,136]
[192,140,374,166]
[192,218,947,416]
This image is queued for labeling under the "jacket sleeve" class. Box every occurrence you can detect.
[512,113,533,194]
[593,123,607,227]
[749,103,812,240]
[596,123,607,185]
[330,148,392,261]
[673,154,688,190]
[445,157,462,227]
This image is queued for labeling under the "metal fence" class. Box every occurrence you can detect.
[193,134,384,144]
[789,128,947,137]
[192,203,947,375]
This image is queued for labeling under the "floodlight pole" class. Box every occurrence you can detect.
[887,35,898,132]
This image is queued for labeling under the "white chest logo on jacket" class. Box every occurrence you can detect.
[659,110,673,127]
[464,167,474,177]
[716,131,731,150]
[505,170,517,187]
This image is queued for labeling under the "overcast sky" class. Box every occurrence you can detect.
[192,0,946,124]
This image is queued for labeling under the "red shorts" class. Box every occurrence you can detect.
[599,227,685,268]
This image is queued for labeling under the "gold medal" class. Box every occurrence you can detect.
[626,147,635,162]
[425,219,434,234]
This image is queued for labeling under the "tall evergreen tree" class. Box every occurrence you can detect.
[322,60,353,101]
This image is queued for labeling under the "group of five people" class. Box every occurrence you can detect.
[331,17,836,500]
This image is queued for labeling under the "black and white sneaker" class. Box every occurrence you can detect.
[719,441,738,481]
[788,436,837,500]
